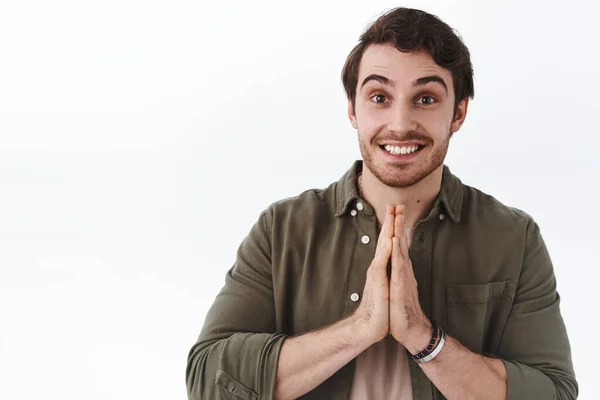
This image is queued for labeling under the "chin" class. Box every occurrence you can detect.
[368,160,443,189]
[379,172,429,188]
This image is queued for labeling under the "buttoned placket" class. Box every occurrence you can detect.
[343,199,378,318]
[337,199,379,400]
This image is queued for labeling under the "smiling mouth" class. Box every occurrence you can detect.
[379,144,424,155]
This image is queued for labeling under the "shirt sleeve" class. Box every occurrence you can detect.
[186,207,286,400]
[499,218,578,399]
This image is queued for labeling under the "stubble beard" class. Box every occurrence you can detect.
[358,132,450,189]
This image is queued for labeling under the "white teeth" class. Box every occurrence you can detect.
[383,144,420,155]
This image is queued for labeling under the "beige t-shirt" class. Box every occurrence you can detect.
[349,334,413,399]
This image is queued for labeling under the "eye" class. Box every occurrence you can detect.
[418,95,436,105]
[370,94,387,104]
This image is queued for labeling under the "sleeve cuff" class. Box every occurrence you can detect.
[217,333,287,400]
[503,359,556,399]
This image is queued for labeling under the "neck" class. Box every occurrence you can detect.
[359,164,444,230]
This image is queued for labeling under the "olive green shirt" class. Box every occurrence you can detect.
[186,161,578,399]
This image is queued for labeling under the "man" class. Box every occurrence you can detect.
[186,7,577,400]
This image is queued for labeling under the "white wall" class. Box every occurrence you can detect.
[0,0,597,399]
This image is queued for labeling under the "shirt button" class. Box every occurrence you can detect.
[350,209,357,216]
[439,213,446,220]
[361,235,370,244]
[350,293,360,302]
[356,202,364,211]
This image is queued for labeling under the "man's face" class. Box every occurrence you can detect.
[348,43,468,188]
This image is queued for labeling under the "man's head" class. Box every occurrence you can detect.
[342,8,474,188]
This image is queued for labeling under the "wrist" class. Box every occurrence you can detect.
[348,313,381,348]
[404,320,434,355]
[351,314,390,349]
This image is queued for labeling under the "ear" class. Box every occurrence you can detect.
[347,99,358,129]
[449,98,469,134]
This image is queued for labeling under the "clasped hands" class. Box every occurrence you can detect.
[353,204,433,353]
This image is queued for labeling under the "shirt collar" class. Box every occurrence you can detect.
[334,160,463,222]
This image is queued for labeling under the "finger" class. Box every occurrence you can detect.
[373,204,394,266]
[392,217,417,287]
[391,236,402,280]
[395,204,403,216]
[394,205,404,238]
[380,204,395,240]
[398,210,410,258]
[391,207,408,276]
[376,204,394,249]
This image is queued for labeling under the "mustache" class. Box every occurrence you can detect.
[376,132,431,143]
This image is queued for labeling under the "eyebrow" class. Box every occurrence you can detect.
[414,75,448,94]
[360,74,394,89]
[360,74,448,94]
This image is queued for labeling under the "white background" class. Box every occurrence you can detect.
[0,0,598,399]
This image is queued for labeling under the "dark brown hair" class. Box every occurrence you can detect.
[342,7,474,116]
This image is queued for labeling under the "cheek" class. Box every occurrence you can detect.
[438,120,449,134]
[356,106,386,130]
[358,119,382,142]
[416,112,451,138]
[355,111,376,133]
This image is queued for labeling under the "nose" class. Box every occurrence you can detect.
[387,102,417,134]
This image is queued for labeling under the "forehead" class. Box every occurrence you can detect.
[358,43,454,92]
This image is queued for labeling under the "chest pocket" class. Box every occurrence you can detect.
[446,281,516,355]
